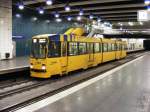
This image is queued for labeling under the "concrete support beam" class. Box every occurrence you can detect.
[43,0,131,10]
[24,0,130,6]
[101,14,137,18]
[59,3,145,13]
[62,10,138,16]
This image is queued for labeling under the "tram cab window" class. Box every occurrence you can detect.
[31,38,47,59]
[48,41,61,57]
[68,42,78,56]
[103,43,108,52]
[108,43,112,52]
[94,43,100,53]
[79,43,86,55]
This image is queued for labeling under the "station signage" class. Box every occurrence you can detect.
[138,10,150,21]
[12,35,24,39]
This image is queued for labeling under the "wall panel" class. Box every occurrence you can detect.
[12,12,72,56]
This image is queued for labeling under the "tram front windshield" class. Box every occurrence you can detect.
[31,38,47,59]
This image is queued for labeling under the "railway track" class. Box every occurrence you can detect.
[0,51,148,112]
[0,78,58,99]
[0,79,31,89]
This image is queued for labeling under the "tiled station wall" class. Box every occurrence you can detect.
[12,10,73,57]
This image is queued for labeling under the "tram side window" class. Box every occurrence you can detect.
[99,43,102,52]
[116,44,120,51]
[87,43,94,53]
[108,43,112,52]
[79,43,86,55]
[94,43,100,53]
[112,44,115,51]
[122,44,124,50]
[115,44,118,51]
[103,43,108,52]
[122,44,126,50]
[125,45,127,50]
[68,42,78,56]
[48,41,61,57]
[120,44,122,50]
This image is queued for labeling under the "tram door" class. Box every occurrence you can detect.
[87,43,94,62]
[115,43,121,59]
[60,41,68,73]
[120,44,123,58]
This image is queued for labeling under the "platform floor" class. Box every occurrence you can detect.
[15,53,150,112]
[0,57,29,74]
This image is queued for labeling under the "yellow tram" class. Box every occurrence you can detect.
[30,28,127,78]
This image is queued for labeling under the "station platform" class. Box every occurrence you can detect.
[0,57,29,75]
[15,53,150,112]
[127,48,144,53]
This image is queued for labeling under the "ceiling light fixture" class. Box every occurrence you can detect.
[145,0,150,5]
[79,9,84,16]
[67,16,72,21]
[128,22,134,26]
[77,16,81,21]
[97,18,101,22]
[18,2,24,10]
[38,7,44,14]
[65,4,71,12]
[56,18,62,22]
[139,22,143,25]
[45,20,50,23]
[118,22,123,26]
[32,17,38,21]
[16,14,21,18]
[89,14,94,19]
[55,12,60,18]
[46,0,53,5]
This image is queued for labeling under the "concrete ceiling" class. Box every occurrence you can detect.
[13,0,146,22]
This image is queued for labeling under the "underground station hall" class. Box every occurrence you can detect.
[1,0,150,112]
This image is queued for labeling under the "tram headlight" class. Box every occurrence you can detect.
[42,65,46,70]
[30,64,33,69]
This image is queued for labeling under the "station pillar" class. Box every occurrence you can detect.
[0,0,13,60]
